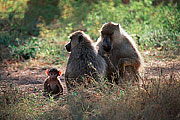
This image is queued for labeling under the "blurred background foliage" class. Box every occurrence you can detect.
[0,0,179,63]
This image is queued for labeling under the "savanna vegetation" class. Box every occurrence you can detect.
[0,0,180,120]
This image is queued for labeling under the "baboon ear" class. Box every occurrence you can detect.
[46,69,49,76]
[78,34,83,43]
[59,70,62,76]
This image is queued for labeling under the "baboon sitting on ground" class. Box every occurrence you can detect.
[43,68,63,99]
[65,31,106,88]
[96,22,143,84]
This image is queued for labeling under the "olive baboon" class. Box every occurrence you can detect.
[96,22,143,84]
[65,31,106,88]
[43,68,63,98]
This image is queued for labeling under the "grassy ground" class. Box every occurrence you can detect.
[0,53,179,120]
[0,0,180,120]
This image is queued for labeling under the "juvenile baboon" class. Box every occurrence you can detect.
[96,22,143,84]
[65,31,106,88]
[43,68,63,98]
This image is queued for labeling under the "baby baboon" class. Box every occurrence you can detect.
[65,31,106,88]
[96,22,143,84]
[43,68,63,98]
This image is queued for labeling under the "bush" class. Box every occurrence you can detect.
[8,37,39,60]
[83,1,180,52]
[1,0,179,61]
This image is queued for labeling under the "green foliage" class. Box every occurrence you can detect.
[0,0,179,61]
[36,38,68,66]
[8,37,39,60]
[83,1,180,52]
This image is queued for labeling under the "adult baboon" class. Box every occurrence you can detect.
[65,31,106,88]
[96,22,143,84]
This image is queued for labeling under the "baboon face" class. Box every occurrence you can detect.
[101,33,112,52]
[65,31,84,52]
[46,69,61,79]
[101,22,119,52]
[49,72,58,79]
[65,42,71,52]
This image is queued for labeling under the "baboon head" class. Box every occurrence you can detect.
[65,31,92,52]
[100,22,119,52]
[46,68,61,79]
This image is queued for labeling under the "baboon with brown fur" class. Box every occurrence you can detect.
[65,31,106,88]
[43,68,63,98]
[96,22,143,84]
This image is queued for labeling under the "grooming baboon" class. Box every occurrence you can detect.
[96,22,143,84]
[43,68,63,98]
[65,31,106,88]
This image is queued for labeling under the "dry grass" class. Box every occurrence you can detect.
[0,70,180,120]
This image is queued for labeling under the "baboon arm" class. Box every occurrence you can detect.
[57,79,63,94]
[55,79,63,96]
[103,54,116,70]
[43,79,50,97]
[118,58,140,72]
[103,54,116,71]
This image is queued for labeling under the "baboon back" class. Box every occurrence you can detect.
[65,43,106,83]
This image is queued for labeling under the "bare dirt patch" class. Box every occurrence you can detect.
[0,56,179,95]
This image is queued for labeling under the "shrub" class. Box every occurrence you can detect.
[8,37,39,60]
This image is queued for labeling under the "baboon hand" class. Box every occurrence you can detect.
[118,59,126,73]
[102,54,117,72]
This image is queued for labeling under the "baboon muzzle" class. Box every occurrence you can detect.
[65,42,71,52]
[102,36,112,52]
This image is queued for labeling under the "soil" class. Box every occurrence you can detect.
[0,54,179,95]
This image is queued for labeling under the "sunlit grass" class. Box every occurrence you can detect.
[0,71,179,120]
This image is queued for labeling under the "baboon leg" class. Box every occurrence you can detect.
[118,58,140,74]
[118,58,140,85]
[122,66,140,84]
[104,56,140,85]
[52,85,59,94]
[102,54,118,83]
[53,85,61,99]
